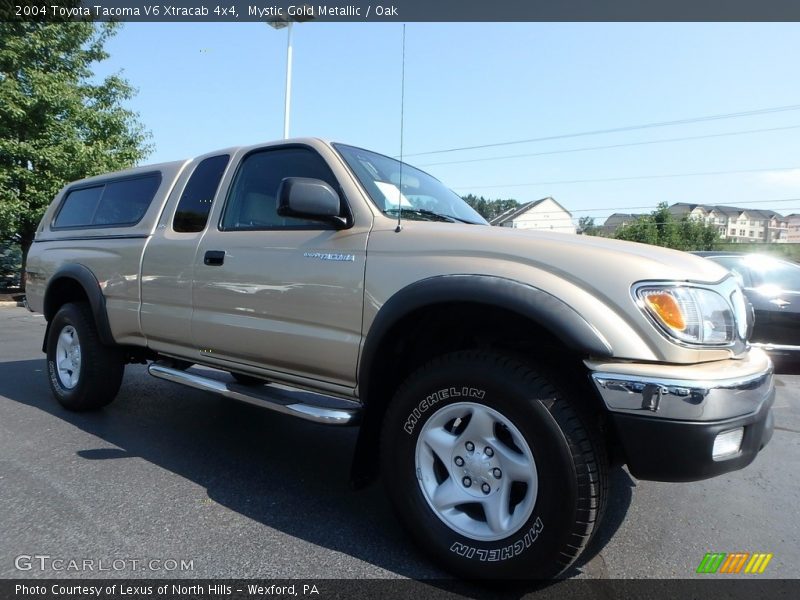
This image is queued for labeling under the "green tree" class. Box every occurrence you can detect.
[578,216,599,235]
[462,194,520,221]
[0,22,151,287]
[613,202,718,251]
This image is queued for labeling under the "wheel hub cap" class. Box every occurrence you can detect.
[414,401,538,542]
[457,443,501,498]
[55,325,81,389]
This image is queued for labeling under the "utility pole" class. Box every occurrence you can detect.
[266,11,313,139]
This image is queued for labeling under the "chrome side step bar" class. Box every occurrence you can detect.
[148,363,361,426]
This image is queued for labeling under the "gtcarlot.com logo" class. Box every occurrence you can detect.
[696,552,773,574]
[14,554,194,572]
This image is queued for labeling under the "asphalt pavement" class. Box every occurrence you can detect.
[1,306,798,581]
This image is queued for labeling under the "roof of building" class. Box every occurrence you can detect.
[489,197,572,226]
[669,202,784,221]
[668,202,704,213]
[602,212,644,227]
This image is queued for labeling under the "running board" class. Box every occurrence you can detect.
[147,363,361,426]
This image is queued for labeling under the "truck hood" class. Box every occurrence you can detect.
[492,226,728,284]
[385,222,730,287]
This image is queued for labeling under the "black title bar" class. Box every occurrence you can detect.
[4,0,800,22]
[3,579,800,600]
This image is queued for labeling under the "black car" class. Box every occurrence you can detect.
[694,251,800,354]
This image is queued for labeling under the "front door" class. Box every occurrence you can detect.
[191,145,369,388]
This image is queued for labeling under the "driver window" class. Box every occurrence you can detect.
[221,147,340,230]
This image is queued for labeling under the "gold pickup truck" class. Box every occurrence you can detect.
[25,138,774,579]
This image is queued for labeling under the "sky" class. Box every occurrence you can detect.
[95,22,800,224]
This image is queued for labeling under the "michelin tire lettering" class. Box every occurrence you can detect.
[403,387,486,434]
[449,517,544,561]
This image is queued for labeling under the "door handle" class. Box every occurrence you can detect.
[204,250,225,266]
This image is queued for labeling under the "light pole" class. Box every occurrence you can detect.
[267,11,313,139]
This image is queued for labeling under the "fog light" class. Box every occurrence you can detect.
[713,427,744,460]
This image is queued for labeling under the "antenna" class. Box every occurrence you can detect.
[395,23,406,233]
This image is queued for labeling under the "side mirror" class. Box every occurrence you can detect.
[277,177,348,228]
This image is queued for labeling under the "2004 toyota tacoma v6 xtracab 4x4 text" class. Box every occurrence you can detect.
[25,138,774,579]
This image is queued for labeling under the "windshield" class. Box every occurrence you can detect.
[741,255,800,293]
[334,144,487,225]
[710,255,800,293]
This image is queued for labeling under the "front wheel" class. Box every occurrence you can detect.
[380,351,607,579]
[46,302,124,411]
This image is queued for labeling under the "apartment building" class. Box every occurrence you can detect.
[787,214,800,243]
[668,203,788,243]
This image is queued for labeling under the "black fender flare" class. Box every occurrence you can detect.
[42,263,116,351]
[357,274,612,400]
[350,274,613,487]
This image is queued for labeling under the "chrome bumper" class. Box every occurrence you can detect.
[587,350,775,481]
[591,369,773,421]
[588,350,774,421]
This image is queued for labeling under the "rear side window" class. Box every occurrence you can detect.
[52,186,104,228]
[53,173,161,229]
[173,155,230,233]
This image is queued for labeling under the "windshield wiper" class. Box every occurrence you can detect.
[385,207,476,223]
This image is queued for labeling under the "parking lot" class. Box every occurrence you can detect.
[1,306,798,580]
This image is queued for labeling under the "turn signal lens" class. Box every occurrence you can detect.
[643,292,686,331]
[636,285,736,345]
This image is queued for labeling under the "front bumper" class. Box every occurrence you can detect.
[588,349,775,482]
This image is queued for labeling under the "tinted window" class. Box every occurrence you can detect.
[94,176,161,226]
[221,147,340,231]
[173,155,230,233]
[53,186,103,228]
[53,173,161,228]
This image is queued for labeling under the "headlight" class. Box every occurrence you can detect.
[636,285,736,345]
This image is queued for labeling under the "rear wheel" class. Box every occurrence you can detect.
[46,302,124,411]
[380,351,607,579]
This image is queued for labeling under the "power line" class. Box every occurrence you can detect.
[454,165,800,190]
[403,103,800,157]
[417,124,800,168]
